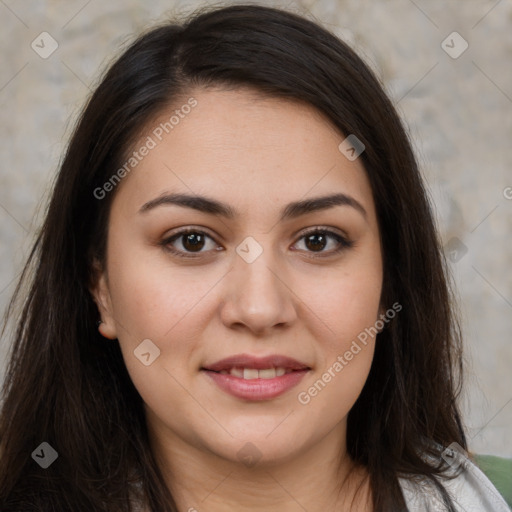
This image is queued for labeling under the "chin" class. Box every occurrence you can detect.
[209,429,311,469]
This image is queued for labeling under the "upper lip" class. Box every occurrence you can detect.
[202,354,310,372]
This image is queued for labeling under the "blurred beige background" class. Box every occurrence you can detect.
[0,0,511,456]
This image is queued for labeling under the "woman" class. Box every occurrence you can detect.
[0,4,509,511]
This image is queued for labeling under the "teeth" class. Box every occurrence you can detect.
[259,368,276,379]
[230,367,244,378]
[243,368,259,379]
[213,367,296,378]
[221,367,290,379]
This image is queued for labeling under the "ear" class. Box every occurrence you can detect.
[89,258,118,340]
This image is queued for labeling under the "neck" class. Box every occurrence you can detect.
[147,417,372,512]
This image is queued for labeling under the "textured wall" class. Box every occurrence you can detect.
[1,0,511,457]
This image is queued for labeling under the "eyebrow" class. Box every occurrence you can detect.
[139,192,367,221]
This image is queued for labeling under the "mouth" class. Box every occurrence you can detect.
[201,354,311,401]
[205,367,298,379]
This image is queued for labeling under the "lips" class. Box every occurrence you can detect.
[202,354,310,373]
[201,353,311,401]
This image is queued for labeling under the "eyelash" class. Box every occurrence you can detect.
[159,227,354,260]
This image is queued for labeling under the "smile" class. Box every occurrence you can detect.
[201,353,311,400]
[218,367,291,378]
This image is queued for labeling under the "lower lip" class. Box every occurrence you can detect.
[202,370,309,401]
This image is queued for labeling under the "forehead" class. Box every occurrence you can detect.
[110,87,377,225]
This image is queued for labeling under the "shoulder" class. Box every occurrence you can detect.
[398,446,511,512]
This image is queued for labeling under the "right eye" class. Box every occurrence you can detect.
[160,228,222,259]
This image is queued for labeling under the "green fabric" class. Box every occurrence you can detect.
[473,454,512,508]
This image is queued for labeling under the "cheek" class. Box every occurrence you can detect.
[297,287,378,416]
[305,262,382,347]
[300,347,375,428]
[104,255,216,400]
[295,262,380,408]
[106,246,219,342]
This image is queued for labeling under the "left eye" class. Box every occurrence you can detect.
[293,229,352,255]
[160,228,352,259]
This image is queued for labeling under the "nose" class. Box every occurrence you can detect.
[219,243,298,336]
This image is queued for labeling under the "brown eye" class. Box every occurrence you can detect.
[293,228,353,256]
[181,232,206,252]
[304,232,328,252]
[160,229,220,258]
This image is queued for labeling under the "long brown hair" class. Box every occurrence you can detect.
[0,4,466,511]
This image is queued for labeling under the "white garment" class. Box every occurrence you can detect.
[398,450,511,512]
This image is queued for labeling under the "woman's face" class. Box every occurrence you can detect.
[92,87,383,467]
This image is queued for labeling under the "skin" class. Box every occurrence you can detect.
[92,87,383,511]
